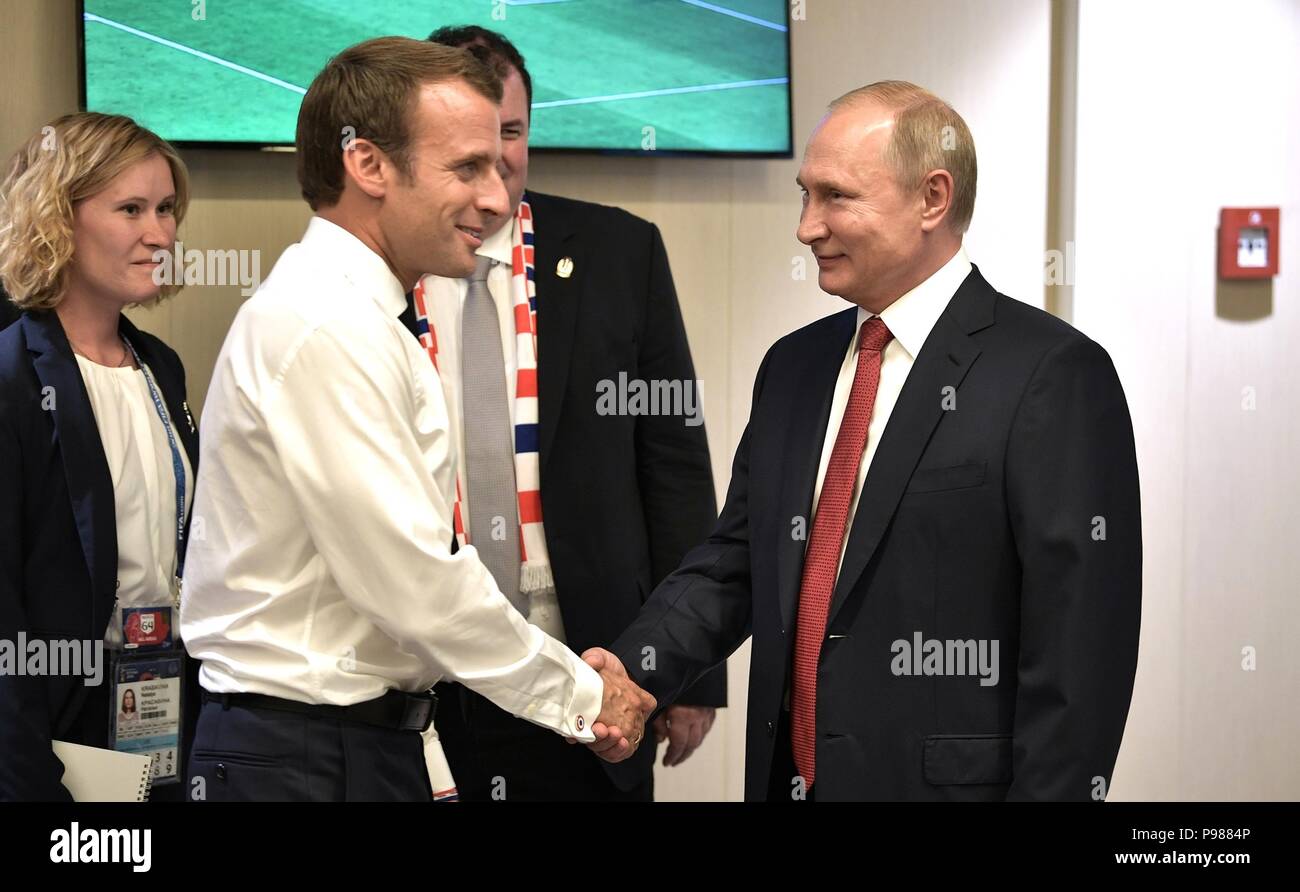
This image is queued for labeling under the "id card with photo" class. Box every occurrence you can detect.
[111,652,183,786]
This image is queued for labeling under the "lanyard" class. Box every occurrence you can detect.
[120,336,188,581]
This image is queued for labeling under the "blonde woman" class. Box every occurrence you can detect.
[0,113,199,801]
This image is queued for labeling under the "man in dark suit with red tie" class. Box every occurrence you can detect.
[588,81,1142,801]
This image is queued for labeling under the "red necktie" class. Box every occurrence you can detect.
[791,316,893,788]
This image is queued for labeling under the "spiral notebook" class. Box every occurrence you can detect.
[52,741,153,802]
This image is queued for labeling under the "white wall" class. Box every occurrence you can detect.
[1073,0,1300,800]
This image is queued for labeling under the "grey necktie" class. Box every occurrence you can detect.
[460,255,524,613]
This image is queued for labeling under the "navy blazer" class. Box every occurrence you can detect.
[527,191,724,789]
[612,267,1142,801]
[0,310,200,800]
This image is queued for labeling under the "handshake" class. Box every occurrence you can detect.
[574,647,657,763]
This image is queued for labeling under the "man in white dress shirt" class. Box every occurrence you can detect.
[180,37,654,801]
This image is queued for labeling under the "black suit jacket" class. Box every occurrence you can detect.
[523,191,725,787]
[612,266,1142,801]
[424,191,724,792]
[0,310,200,800]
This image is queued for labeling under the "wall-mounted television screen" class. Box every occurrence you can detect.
[79,0,793,157]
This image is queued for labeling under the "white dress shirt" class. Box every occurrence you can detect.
[418,218,568,642]
[180,216,601,744]
[421,215,517,440]
[810,246,973,577]
[76,355,194,647]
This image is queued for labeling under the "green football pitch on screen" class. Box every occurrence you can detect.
[82,0,792,154]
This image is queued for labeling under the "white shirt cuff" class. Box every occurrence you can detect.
[562,655,603,742]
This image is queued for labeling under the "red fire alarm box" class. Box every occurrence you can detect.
[1219,207,1280,279]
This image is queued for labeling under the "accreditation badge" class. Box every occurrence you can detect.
[110,606,184,786]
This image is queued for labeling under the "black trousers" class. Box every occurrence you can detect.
[188,698,432,802]
[434,683,652,802]
[766,709,816,802]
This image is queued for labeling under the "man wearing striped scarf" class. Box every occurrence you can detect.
[410,26,724,802]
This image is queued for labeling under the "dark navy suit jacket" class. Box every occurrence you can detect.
[613,267,1143,800]
[0,310,200,800]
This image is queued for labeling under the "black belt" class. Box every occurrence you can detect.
[203,688,437,733]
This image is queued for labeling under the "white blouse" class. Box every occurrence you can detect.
[75,353,194,647]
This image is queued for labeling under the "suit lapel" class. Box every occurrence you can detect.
[776,309,858,634]
[22,312,118,615]
[825,268,996,628]
[530,193,585,478]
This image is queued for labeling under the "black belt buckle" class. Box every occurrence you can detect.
[399,691,438,733]
[202,690,233,710]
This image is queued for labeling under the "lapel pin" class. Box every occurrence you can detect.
[556,257,574,279]
[183,401,196,434]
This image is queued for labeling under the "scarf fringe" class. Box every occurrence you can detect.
[520,561,555,597]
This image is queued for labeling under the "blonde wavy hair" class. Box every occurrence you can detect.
[0,112,191,311]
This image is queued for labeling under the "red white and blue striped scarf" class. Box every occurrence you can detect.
[410,199,553,598]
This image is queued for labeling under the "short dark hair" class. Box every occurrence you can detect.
[428,25,532,113]
[296,36,502,210]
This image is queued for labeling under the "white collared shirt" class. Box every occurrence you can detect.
[417,217,518,528]
[810,246,973,577]
[420,216,517,441]
[180,216,600,742]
